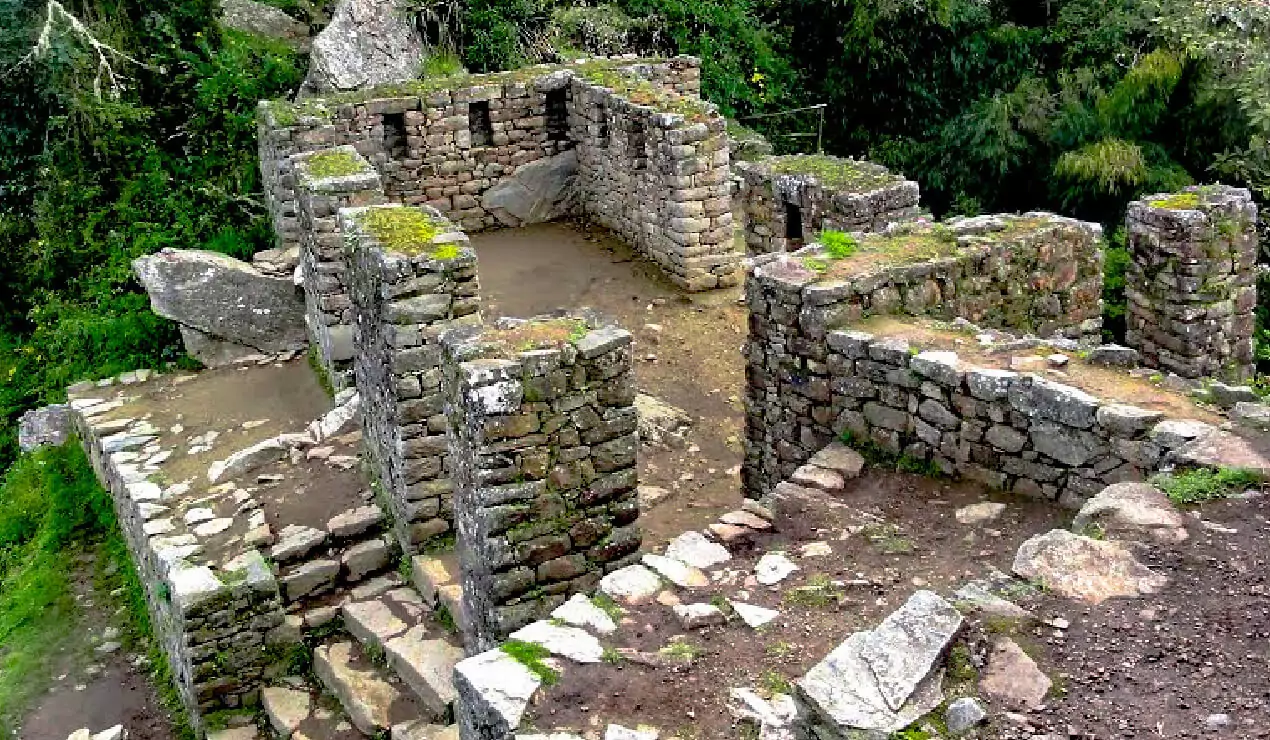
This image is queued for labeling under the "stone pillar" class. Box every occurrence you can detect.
[343,204,481,553]
[443,316,640,652]
[1125,185,1258,381]
[295,146,387,389]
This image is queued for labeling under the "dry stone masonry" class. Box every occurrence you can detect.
[744,214,1109,497]
[294,145,388,387]
[737,154,921,255]
[443,316,640,651]
[344,203,480,552]
[1125,185,1258,381]
[258,56,742,291]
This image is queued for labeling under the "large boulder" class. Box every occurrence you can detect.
[1012,529,1167,604]
[301,0,424,94]
[133,248,306,355]
[19,404,71,451]
[1071,481,1188,544]
[481,151,579,227]
[219,0,310,50]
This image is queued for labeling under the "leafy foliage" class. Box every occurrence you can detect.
[1151,467,1263,504]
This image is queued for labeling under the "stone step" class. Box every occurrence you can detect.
[262,681,363,740]
[341,587,465,721]
[278,533,395,604]
[409,552,465,627]
[313,640,428,736]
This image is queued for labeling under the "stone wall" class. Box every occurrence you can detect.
[67,385,282,730]
[344,204,481,552]
[294,146,387,388]
[258,56,739,291]
[743,214,1105,495]
[569,73,740,290]
[1125,185,1258,381]
[736,155,921,256]
[259,56,700,248]
[442,316,641,651]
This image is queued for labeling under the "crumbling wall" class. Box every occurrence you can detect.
[294,145,387,388]
[1125,185,1258,382]
[570,72,740,290]
[736,155,921,255]
[259,56,703,251]
[443,317,640,651]
[744,215,1105,495]
[344,204,480,552]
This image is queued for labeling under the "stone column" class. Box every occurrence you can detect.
[1125,185,1258,381]
[443,316,640,652]
[294,146,387,389]
[343,204,481,553]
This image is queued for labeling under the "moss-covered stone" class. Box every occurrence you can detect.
[768,154,902,192]
[304,149,369,179]
[359,208,458,259]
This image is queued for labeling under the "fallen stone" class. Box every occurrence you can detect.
[328,504,384,538]
[272,524,328,562]
[952,583,1036,623]
[955,501,1006,526]
[636,484,671,508]
[263,685,312,736]
[314,391,361,441]
[807,442,866,478]
[1149,418,1215,449]
[1206,382,1259,409]
[281,559,340,601]
[1013,529,1167,604]
[92,727,126,740]
[944,696,987,734]
[1173,428,1270,477]
[754,552,799,586]
[665,531,731,570]
[343,537,391,580]
[708,522,755,544]
[720,510,773,531]
[728,688,800,739]
[301,0,424,93]
[1086,344,1139,367]
[133,248,305,353]
[19,404,71,451]
[219,0,310,49]
[600,564,663,604]
[392,720,456,740]
[208,437,287,483]
[454,649,542,738]
[729,601,779,628]
[481,150,578,226]
[642,553,708,589]
[511,620,605,663]
[193,518,233,538]
[979,637,1051,711]
[1071,481,1188,544]
[790,465,845,493]
[858,590,963,712]
[673,603,726,629]
[551,593,617,635]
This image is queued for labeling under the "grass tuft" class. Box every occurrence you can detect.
[1150,467,1263,504]
[501,639,561,685]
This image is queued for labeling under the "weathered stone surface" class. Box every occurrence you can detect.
[1086,344,1139,367]
[807,442,866,478]
[551,593,617,635]
[730,601,779,628]
[642,553,708,589]
[604,726,659,740]
[790,465,845,492]
[1231,401,1270,431]
[665,530,731,570]
[455,649,542,738]
[857,590,963,712]
[208,437,288,483]
[510,620,605,663]
[384,625,463,719]
[271,524,328,562]
[954,502,1006,526]
[314,641,408,735]
[1173,429,1270,477]
[343,599,410,649]
[281,558,339,600]
[754,552,799,586]
[328,504,384,538]
[19,404,71,451]
[181,325,262,367]
[600,564,663,604]
[952,583,1036,623]
[943,696,987,734]
[133,248,305,352]
[302,0,424,93]
[1012,529,1167,603]
[219,0,310,48]
[979,637,1051,710]
[481,151,578,226]
[263,685,312,736]
[673,602,726,629]
[1071,482,1188,544]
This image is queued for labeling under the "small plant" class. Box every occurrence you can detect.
[434,604,458,634]
[1150,467,1263,504]
[765,641,796,659]
[501,640,561,685]
[758,668,793,695]
[602,646,626,665]
[659,636,703,661]
[801,256,830,273]
[591,593,623,621]
[946,643,978,683]
[819,229,860,260]
[783,572,843,609]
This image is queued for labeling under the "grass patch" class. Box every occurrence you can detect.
[946,643,978,683]
[302,149,368,179]
[783,573,843,609]
[758,668,792,695]
[501,639,560,685]
[1149,191,1202,210]
[601,647,625,665]
[360,207,458,259]
[1150,467,1263,504]
[591,593,624,621]
[819,230,859,259]
[434,603,458,635]
[838,430,944,481]
[768,154,901,192]
[765,641,796,659]
[659,636,703,662]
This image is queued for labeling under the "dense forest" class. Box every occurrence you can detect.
[0,0,1267,469]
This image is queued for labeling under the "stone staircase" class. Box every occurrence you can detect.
[259,552,466,740]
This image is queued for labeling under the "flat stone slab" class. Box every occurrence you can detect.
[263,685,312,736]
[1174,430,1270,477]
[673,603,726,629]
[343,599,411,650]
[798,632,945,733]
[664,531,731,570]
[954,502,1006,526]
[454,649,542,737]
[979,637,1051,710]
[510,620,605,663]
[1013,529,1168,604]
[1071,481,1188,544]
[314,641,412,735]
[385,625,464,720]
[858,590,962,711]
[807,442,866,478]
[729,601,779,628]
[754,552,799,586]
[551,593,617,635]
[642,553,708,589]
[600,564,663,604]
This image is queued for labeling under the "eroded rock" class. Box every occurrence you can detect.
[1012,529,1167,604]
[1071,481,1188,544]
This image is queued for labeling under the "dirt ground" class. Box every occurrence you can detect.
[469,220,749,544]
[17,552,177,740]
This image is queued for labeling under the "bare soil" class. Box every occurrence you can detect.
[469,220,749,544]
[523,470,1070,738]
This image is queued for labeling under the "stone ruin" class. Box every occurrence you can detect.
[32,48,1270,740]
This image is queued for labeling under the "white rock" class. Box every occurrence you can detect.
[510,620,605,663]
[729,601,779,628]
[551,594,617,635]
[673,603,726,629]
[665,531,731,570]
[453,649,542,736]
[605,725,658,740]
[642,553,708,589]
[600,564,663,605]
[193,518,234,538]
[754,552,799,586]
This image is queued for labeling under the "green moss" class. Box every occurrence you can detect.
[819,230,859,259]
[591,593,624,621]
[360,208,457,258]
[434,603,458,634]
[304,149,368,179]
[579,68,714,122]
[1149,467,1263,504]
[1150,191,1202,210]
[758,669,793,695]
[946,643,978,683]
[501,639,561,685]
[768,154,901,192]
[601,646,625,665]
[659,636,703,661]
[307,345,335,398]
